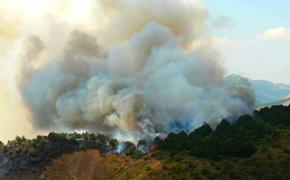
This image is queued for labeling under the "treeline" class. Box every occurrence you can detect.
[0,104,289,175]
[0,132,145,175]
[157,105,290,160]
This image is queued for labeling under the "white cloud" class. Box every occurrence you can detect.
[203,28,290,84]
[260,27,290,40]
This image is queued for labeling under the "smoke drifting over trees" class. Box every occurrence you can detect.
[6,0,255,142]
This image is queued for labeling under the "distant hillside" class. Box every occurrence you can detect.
[257,96,290,109]
[226,74,290,105]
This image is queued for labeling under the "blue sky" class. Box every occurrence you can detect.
[203,0,290,84]
[204,0,290,37]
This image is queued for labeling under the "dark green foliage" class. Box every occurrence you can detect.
[124,141,145,159]
[109,139,119,150]
[187,124,212,157]
[159,105,290,160]
[214,119,232,137]
[0,141,4,153]
[160,120,255,159]
[257,105,290,126]
[80,132,97,149]
[188,123,213,139]
[137,140,146,147]
[236,115,254,127]
[153,136,162,146]
[79,133,111,151]
[1,132,118,174]
[160,131,188,154]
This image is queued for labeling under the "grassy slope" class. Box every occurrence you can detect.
[41,150,165,180]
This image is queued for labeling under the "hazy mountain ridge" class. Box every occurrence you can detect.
[226,74,290,105]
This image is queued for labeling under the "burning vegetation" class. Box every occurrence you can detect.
[1,104,290,179]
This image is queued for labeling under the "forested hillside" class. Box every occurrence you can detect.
[1,104,290,180]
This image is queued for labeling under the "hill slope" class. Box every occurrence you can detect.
[8,134,290,180]
[1,105,290,180]
[226,74,290,105]
[257,96,290,108]
[41,150,164,180]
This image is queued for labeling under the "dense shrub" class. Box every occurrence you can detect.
[1,132,118,173]
[159,105,290,160]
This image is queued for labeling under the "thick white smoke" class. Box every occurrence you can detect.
[4,0,255,142]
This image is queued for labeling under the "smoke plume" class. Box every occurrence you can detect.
[2,0,255,142]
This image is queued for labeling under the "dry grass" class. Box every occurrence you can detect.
[41,150,165,180]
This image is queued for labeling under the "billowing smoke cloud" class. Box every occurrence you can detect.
[3,0,255,142]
